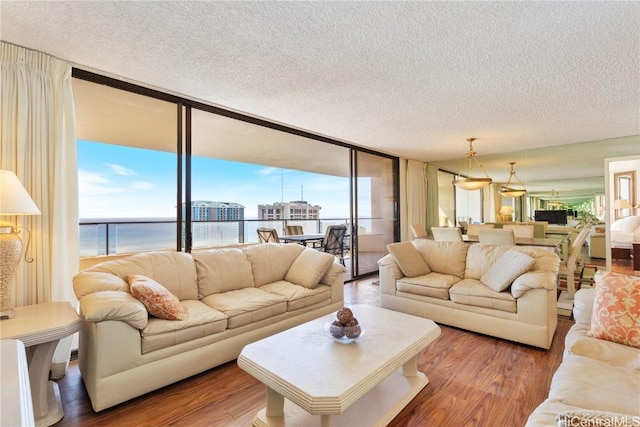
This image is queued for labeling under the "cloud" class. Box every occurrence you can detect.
[107,163,136,176]
[256,167,280,176]
[132,181,154,190]
[78,169,128,196]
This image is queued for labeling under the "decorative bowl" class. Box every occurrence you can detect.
[323,319,365,344]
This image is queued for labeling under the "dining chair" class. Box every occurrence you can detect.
[558,225,591,298]
[284,225,304,236]
[466,223,494,237]
[503,224,535,238]
[411,224,428,239]
[478,229,515,245]
[431,227,463,242]
[257,227,280,243]
[320,225,347,265]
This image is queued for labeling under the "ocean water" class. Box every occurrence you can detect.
[79,218,363,257]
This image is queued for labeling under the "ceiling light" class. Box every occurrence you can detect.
[499,162,527,198]
[547,190,563,207]
[452,138,492,190]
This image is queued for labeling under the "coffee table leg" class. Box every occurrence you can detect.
[402,355,418,377]
[265,386,284,417]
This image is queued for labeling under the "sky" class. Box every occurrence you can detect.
[78,140,359,219]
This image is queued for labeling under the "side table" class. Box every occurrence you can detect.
[0,302,81,426]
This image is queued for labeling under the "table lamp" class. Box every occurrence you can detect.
[499,205,514,222]
[0,170,41,319]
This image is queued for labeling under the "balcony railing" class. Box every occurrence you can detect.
[79,218,357,257]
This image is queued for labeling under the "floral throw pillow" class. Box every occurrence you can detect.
[128,274,186,321]
[587,272,640,348]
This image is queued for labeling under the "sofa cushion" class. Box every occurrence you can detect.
[285,248,335,289]
[260,280,331,311]
[129,274,187,321]
[201,287,288,329]
[412,239,468,278]
[85,251,199,301]
[587,272,640,348]
[387,241,430,277]
[193,248,255,298]
[140,300,228,353]
[396,273,460,300]
[449,279,517,313]
[244,243,305,287]
[481,250,535,292]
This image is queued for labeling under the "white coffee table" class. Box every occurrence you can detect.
[238,304,441,427]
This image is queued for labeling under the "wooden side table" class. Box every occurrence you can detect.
[633,243,640,271]
[0,302,80,426]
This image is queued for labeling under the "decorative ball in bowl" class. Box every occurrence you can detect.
[323,307,364,343]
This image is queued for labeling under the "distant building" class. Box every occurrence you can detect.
[258,200,321,220]
[183,201,245,221]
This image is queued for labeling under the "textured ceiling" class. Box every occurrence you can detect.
[1,1,639,198]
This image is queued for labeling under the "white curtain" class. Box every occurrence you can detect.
[0,42,78,376]
[404,160,439,240]
[483,183,502,223]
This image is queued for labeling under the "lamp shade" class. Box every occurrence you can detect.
[499,205,514,215]
[452,177,492,190]
[0,170,40,215]
[613,198,632,209]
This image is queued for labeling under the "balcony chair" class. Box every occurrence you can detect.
[478,229,515,245]
[558,225,592,298]
[320,225,347,265]
[458,220,469,235]
[503,224,535,238]
[411,224,428,239]
[284,225,304,236]
[257,227,280,243]
[431,227,463,242]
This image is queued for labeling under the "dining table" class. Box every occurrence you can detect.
[280,234,326,246]
[463,235,564,256]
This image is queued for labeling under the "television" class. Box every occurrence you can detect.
[534,210,568,225]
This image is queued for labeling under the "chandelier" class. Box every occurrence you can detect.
[499,162,527,198]
[547,190,563,207]
[452,138,492,190]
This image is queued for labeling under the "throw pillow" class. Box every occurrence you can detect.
[285,248,335,289]
[387,241,430,277]
[128,274,186,321]
[480,250,535,292]
[587,272,640,348]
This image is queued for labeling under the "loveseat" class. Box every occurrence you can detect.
[526,271,640,426]
[73,243,344,411]
[377,239,560,349]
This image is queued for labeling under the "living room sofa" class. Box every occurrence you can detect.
[378,239,560,349]
[526,271,640,426]
[73,243,344,411]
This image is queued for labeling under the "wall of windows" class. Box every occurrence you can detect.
[73,70,398,280]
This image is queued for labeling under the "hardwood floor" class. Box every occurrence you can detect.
[55,276,573,427]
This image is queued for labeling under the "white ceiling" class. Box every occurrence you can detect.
[1,1,639,198]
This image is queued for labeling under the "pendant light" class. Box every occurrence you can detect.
[452,138,492,190]
[499,162,527,198]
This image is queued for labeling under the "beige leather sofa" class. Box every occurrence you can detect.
[378,239,560,349]
[526,274,640,426]
[587,226,606,259]
[73,243,344,411]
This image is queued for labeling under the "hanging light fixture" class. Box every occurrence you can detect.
[452,138,492,190]
[547,190,563,207]
[499,162,527,198]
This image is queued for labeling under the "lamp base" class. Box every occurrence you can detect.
[0,230,22,321]
[0,308,15,319]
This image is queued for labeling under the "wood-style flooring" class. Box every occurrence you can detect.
[55,276,573,427]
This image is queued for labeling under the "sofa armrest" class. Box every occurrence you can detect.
[511,271,557,298]
[573,287,595,325]
[79,291,148,330]
[320,262,345,304]
[377,254,403,279]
